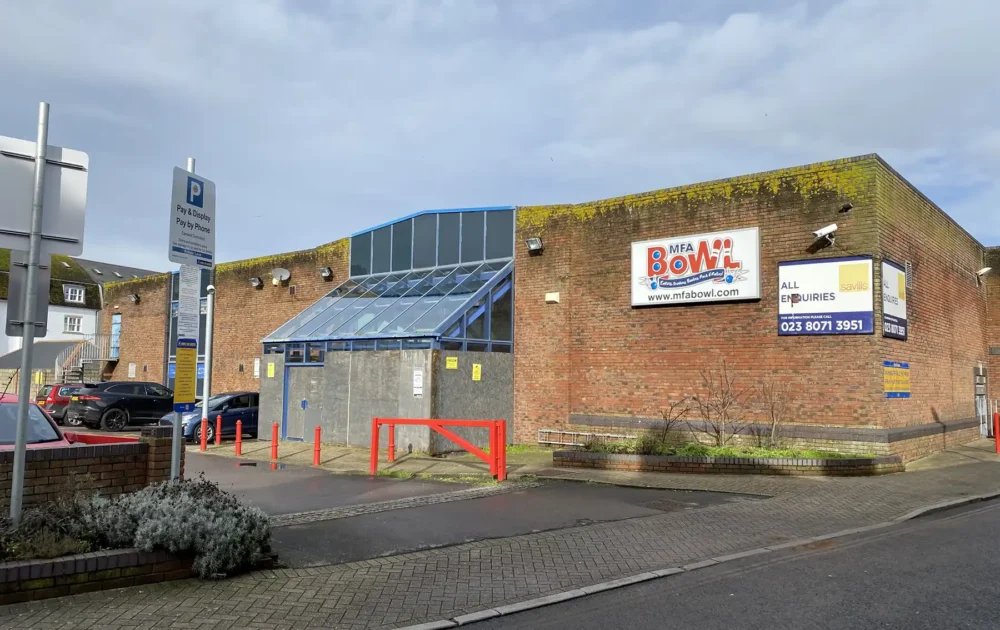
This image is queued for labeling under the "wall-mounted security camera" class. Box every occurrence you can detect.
[812,224,838,239]
[977,267,992,277]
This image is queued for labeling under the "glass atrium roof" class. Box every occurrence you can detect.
[263,260,513,343]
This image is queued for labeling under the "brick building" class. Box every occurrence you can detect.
[101,155,998,460]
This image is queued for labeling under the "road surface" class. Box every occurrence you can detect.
[471,498,1000,629]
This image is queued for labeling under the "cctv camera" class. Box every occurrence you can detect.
[977,267,992,277]
[812,224,838,239]
[206,284,216,294]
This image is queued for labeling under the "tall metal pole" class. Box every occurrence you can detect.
[169,156,198,481]
[200,286,215,431]
[10,102,49,523]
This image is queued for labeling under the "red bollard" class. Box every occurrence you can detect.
[498,420,507,482]
[271,422,279,461]
[235,420,243,456]
[215,415,222,446]
[489,420,497,477]
[388,423,395,463]
[313,426,321,466]
[200,417,207,452]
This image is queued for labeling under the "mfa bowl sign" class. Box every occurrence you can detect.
[631,228,761,306]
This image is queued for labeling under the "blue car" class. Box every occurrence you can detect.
[159,391,259,442]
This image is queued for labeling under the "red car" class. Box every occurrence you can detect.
[0,394,73,450]
[35,383,89,424]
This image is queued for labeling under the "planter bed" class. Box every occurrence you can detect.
[0,547,279,604]
[0,548,193,604]
[554,450,904,476]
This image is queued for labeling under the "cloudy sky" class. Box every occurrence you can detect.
[1,0,996,271]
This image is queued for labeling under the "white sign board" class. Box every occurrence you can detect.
[169,166,215,268]
[176,265,201,340]
[128,363,136,379]
[778,256,874,335]
[0,135,88,256]
[253,358,261,379]
[631,227,760,306]
[881,259,907,341]
[412,368,424,398]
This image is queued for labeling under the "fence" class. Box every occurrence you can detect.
[370,418,508,481]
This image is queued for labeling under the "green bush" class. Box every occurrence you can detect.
[0,476,270,578]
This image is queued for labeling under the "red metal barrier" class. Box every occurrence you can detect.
[235,420,243,456]
[313,426,321,466]
[200,418,207,451]
[215,415,222,446]
[271,423,279,461]
[63,432,139,445]
[370,418,506,481]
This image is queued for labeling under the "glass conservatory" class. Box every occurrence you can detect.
[263,207,515,360]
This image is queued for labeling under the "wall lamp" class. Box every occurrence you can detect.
[319,266,333,280]
[128,294,140,304]
[977,267,992,285]
[525,237,544,254]
[250,276,263,289]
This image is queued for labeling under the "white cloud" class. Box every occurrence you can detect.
[0,0,996,271]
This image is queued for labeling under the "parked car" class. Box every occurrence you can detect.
[35,383,93,424]
[0,394,73,450]
[65,382,174,431]
[158,391,259,442]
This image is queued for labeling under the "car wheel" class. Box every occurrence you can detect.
[64,414,84,427]
[100,408,129,431]
[204,423,216,443]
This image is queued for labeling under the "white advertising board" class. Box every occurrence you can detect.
[631,227,760,306]
[778,256,874,335]
[169,167,215,268]
[881,259,907,340]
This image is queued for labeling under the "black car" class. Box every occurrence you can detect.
[65,381,175,431]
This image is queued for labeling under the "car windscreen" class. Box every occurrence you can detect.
[194,395,230,411]
[0,403,61,445]
[37,386,52,399]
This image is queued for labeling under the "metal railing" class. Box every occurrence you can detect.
[54,333,119,381]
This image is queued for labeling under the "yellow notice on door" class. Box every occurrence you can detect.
[267,362,275,378]
[472,363,482,381]
[446,357,458,370]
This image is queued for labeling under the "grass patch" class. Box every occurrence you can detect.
[376,470,416,480]
[583,439,869,459]
[481,444,548,455]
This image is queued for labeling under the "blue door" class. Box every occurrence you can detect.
[110,314,122,359]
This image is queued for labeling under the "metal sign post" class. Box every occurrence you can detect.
[169,157,216,480]
[10,103,50,523]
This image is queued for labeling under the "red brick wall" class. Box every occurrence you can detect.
[100,240,350,394]
[874,162,989,427]
[985,247,1000,400]
[102,275,170,383]
[209,239,349,393]
[514,156,884,443]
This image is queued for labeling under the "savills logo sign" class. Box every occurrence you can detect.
[631,228,761,306]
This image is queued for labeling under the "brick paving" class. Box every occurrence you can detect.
[1,450,998,629]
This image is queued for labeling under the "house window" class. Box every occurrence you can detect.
[63,285,85,304]
[63,315,83,333]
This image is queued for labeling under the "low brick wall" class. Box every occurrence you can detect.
[0,426,182,510]
[554,450,905,476]
[0,548,193,605]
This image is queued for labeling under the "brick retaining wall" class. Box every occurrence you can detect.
[0,548,193,605]
[554,450,905,476]
[0,426,182,510]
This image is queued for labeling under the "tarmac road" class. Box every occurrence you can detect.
[470,498,1000,629]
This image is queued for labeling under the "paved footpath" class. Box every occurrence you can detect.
[2,443,999,629]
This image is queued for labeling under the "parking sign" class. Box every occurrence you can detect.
[169,166,215,268]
